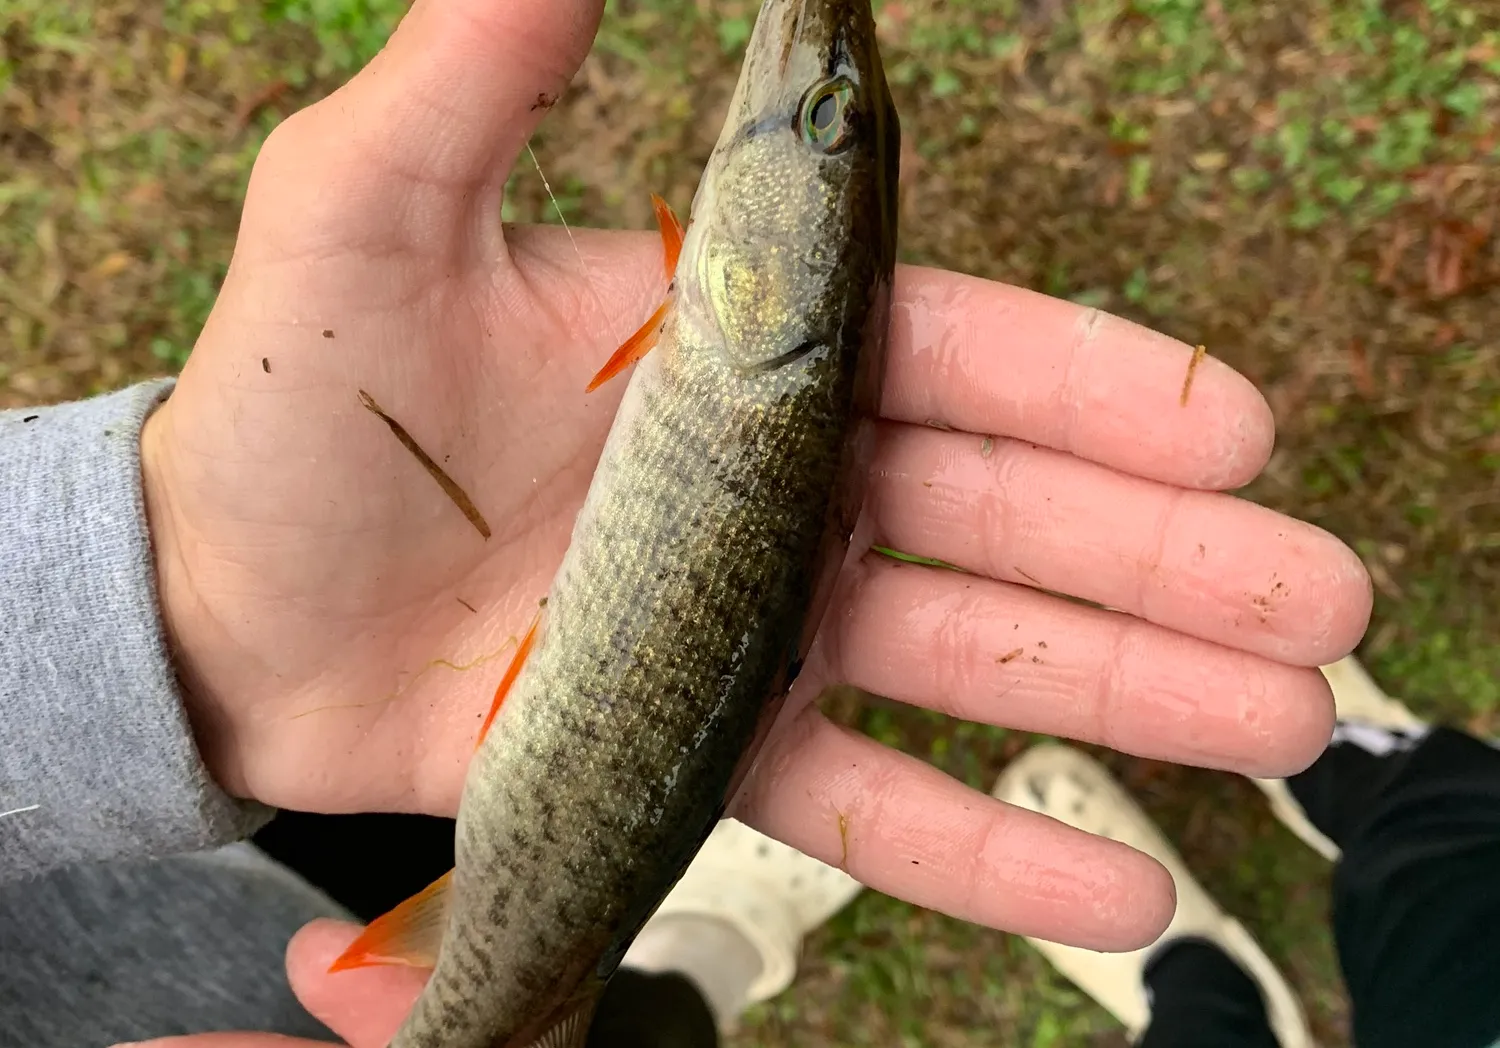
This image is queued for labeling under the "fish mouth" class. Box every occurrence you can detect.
[726,0,887,130]
[770,0,840,79]
[763,0,881,73]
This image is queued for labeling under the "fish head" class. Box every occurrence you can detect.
[682,0,900,378]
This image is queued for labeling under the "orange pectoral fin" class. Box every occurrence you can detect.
[328,869,454,972]
[650,193,685,276]
[585,300,670,393]
[476,609,541,750]
[586,194,683,393]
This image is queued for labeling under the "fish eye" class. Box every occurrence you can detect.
[799,77,856,154]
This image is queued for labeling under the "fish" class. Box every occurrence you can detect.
[329,1,900,1045]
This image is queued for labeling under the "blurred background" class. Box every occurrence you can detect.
[2,0,1497,1043]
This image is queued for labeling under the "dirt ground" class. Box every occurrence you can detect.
[3,1,1498,1044]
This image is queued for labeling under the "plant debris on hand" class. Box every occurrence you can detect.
[358,389,491,539]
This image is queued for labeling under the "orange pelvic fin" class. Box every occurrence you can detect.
[328,869,454,972]
[585,194,683,392]
[476,608,541,750]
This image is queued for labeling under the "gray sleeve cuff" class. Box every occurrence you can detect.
[0,380,272,883]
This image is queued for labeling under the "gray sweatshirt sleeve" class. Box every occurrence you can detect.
[0,379,271,884]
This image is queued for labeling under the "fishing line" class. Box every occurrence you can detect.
[524,140,626,351]
[0,804,39,820]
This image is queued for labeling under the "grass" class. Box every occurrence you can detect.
[4,0,1499,1044]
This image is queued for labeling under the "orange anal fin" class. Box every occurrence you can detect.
[328,869,454,973]
[649,193,685,276]
[516,982,605,1048]
[527,995,602,1048]
[476,610,541,749]
[585,299,669,393]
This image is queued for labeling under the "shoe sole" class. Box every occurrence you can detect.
[993,744,1317,1048]
[1250,655,1427,862]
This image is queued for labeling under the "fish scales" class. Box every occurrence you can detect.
[370,1,900,1045]
[406,339,852,1045]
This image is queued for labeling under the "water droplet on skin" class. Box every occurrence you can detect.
[893,279,989,407]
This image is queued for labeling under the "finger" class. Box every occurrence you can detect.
[868,423,1372,665]
[288,920,429,1048]
[114,1037,331,1048]
[254,0,605,260]
[342,0,601,187]
[511,229,1276,491]
[825,556,1335,777]
[114,1037,331,1043]
[732,704,1177,952]
[112,1037,333,1043]
[881,268,1276,490]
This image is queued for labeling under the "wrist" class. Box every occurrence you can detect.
[140,403,248,800]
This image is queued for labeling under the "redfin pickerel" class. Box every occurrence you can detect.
[330,1,900,1044]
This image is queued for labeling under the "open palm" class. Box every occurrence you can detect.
[139,0,1371,973]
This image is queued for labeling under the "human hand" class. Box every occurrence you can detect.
[140,0,1371,958]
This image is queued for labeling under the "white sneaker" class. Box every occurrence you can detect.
[622,817,864,1006]
[992,744,1315,1048]
[1251,655,1429,861]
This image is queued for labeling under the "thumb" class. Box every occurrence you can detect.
[288,919,430,1048]
[251,0,605,256]
[106,921,428,1048]
[111,1038,332,1048]
[349,0,604,179]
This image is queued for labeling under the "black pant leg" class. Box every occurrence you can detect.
[586,971,720,1048]
[1289,727,1500,1048]
[1135,939,1281,1048]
